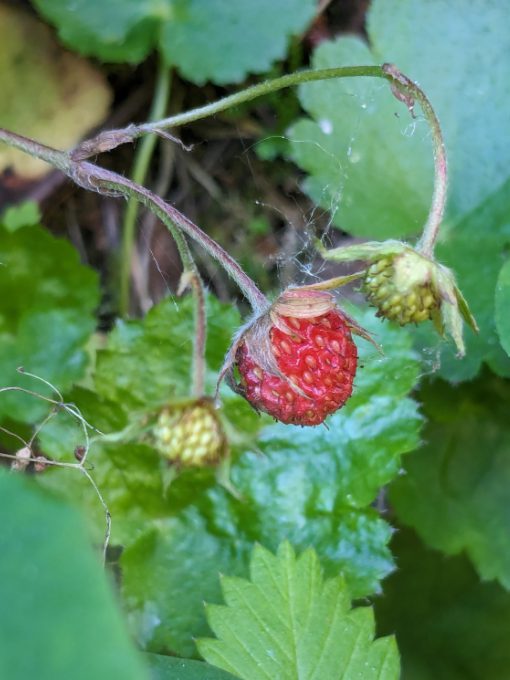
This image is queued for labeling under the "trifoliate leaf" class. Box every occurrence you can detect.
[390,375,510,589]
[32,0,316,85]
[376,528,510,680]
[0,4,111,179]
[0,471,148,680]
[34,298,422,657]
[120,310,421,653]
[198,543,400,680]
[495,258,510,357]
[0,219,99,422]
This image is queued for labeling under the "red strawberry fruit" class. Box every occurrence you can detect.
[222,288,366,426]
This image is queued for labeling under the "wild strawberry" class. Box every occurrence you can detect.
[364,249,439,325]
[220,288,368,426]
[317,240,478,356]
[153,397,227,467]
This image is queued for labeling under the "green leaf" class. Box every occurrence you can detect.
[417,179,510,380]
[0,3,111,179]
[495,258,510,357]
[376,528,510,680]
[290,36,432,239]
[147,654,237,680]
[0,220,100,422]
[0,470,148,680]
[291,0,510,237]
[119,307,421,654]
[289,0,510,380]
[35,298,422,656]
[1,201,41,231]
[94,295,241,411]
[32,0,157,64]
[390,374,510,589]
[33,0,316,84]
[198,543,399,680]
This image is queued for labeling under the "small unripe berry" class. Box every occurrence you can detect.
[364,251,439,325]
[153,398,227,467]
[317,239,478,356]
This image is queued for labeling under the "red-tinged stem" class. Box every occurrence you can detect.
[0,128,268,312]
[382,64,447,257]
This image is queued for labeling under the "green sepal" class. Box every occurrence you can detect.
[432,265,478,357]
[316,239,407,263]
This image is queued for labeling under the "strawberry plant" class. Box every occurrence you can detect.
[0,1,509,679]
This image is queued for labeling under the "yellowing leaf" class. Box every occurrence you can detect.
[0,4,111,178]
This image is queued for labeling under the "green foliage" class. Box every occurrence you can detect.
[376,528,510,680]
[147,654,237,680]
[0,471,148,680]
[390,374,510,589]
[31,0,316,84]
[0,213,99,422]
[290,0,510,381]
[35,297,421,656]
[423,180,510,381]
[198,542,399,680]
[290,36,432,240]
[495,258,510,357]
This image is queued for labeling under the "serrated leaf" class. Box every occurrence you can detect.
[33,296,422,656]
[376,528,510,680]
[31,292,421,656]
[495,258,510,357]
[291,0,510,237]
[0,4,111,179]
[197,542,399,680]
[33,0,316,85]
[0,219,100,422]
[146,654,237,680]
[390,375,510,589]
[94,295,242,411]
[0,471,148,680]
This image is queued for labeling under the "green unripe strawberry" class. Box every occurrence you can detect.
[364,251,439,325]
[317,239,478,356]
[153,398,227,467]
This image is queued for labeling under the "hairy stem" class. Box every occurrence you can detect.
[120,62,172,317]
[188,273,206,396]
[108,66,385,144]
[75,63,447,255]
[382,64,447,257]
[0,128,268,311]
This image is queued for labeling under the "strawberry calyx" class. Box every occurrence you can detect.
[317,239,478,357]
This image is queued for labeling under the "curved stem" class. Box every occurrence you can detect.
[382,64,447,257]
[120,62,172,317]
[138,66,385,133]
[0,128,268,311]
[96,172,269,311]
[81,63,446,256]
